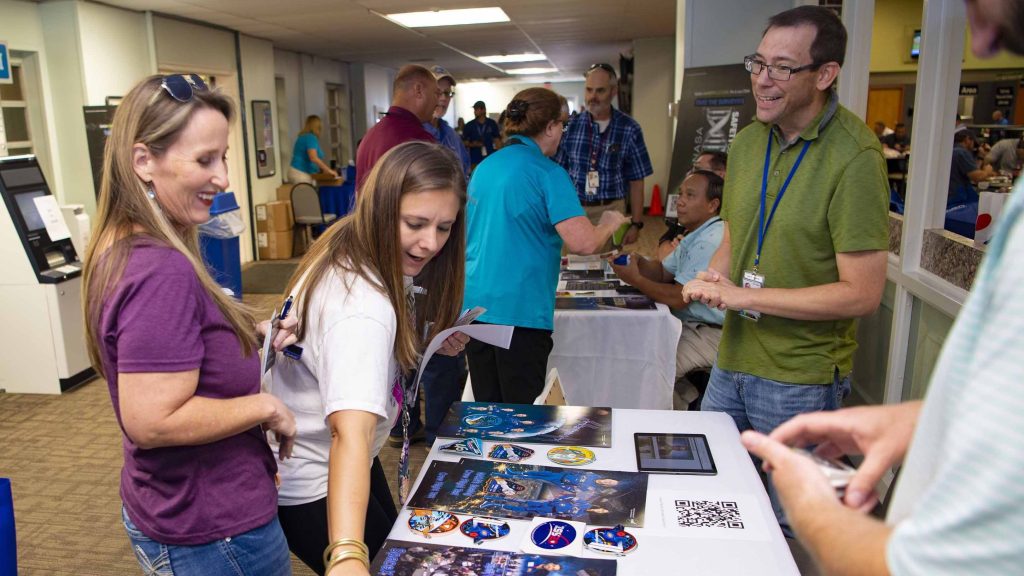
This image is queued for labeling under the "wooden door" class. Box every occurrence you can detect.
[866,87,904,131]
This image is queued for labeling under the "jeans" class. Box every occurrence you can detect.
[701,364,851,536]
[122,508,291,576]
[421,352,468,446]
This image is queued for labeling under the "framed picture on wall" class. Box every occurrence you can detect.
[252,100,276,178]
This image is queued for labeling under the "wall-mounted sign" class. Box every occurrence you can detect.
[996,86,1014,97]
[0,42,11,85]
[959,85,979,96]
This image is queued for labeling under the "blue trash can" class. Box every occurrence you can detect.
[0,478,15,576]
[199,192,244,299]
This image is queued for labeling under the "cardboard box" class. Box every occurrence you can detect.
[277,183,299,203]
[312,173,344,187]
[255,201,293,233]
[257,230,294,260]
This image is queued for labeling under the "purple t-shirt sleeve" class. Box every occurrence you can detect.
[116,253,205,373]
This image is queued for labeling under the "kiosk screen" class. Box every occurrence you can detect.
[15,190,47,232]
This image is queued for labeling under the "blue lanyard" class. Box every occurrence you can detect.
[755,137,811,270]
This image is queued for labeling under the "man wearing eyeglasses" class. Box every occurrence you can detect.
[682,6,889,533]
[355,64,439,193]
[556,62,653,248]
[424,66,471,178]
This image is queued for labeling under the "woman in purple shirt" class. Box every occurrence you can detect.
[82,74,297,575]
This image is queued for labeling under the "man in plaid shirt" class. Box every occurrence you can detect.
[556,63,654,247]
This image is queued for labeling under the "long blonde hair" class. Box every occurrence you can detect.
[82,75,257,378]
[286,140,467,372]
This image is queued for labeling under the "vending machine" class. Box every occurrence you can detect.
[0,155,94,393]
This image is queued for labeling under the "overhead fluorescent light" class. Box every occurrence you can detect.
[505,67,559,75]
[479,53,546,64]
[385,8,509,28]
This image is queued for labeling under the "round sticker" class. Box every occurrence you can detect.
[459,517,511,544]
[530,520,577,550]
[583,525,638,555]
[546,446,596,466]
[408,509,459,538]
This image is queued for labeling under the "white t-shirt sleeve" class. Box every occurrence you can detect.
[318,314,396,422]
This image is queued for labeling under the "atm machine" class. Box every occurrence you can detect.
[0,155,94,394]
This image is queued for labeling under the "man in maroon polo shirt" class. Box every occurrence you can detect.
[355,64,439,193]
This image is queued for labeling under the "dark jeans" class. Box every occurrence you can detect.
[277,457,397,575]
[467,326,553,404]
[421,352,468,445]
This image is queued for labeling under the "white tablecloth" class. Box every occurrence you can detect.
[387,408,799,576]
[548,303,682,409]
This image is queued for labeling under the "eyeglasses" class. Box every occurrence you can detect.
[586,63,617,78]
[159,74,208,102]
[743,56,817,81]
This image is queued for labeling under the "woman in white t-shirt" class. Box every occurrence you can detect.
[269,141,468,576]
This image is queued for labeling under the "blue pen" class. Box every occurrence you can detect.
[279,296,293,320]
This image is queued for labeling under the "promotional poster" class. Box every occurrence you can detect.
[438,403,613,447]
[370,540,618,575]
[407,460,648,527]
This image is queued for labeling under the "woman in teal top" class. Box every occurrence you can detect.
[463,88,628,403]
[288,115,339,184]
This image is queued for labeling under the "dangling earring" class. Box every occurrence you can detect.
[146,182,156,200]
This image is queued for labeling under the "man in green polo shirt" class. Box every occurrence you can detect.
[683,5,889,531]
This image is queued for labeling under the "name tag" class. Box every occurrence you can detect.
[739,269,764,321]
[586,170,600,196]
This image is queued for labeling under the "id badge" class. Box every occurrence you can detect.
[585,170,600,196]
[739,269,764,321]
[481,145,487,157]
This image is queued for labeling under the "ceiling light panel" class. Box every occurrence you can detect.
[385,7,509,28]
[479,53,547,63]
[504,67,559,75]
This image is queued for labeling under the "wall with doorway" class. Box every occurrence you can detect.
[633,36,675,208]
[240,35,281,210]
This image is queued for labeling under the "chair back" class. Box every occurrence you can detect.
[0,478,16,576]
[291,183,324,224]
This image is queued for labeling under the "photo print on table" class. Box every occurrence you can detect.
[408,459,648,527]
[437,402,612,447]
[369,540,618,576]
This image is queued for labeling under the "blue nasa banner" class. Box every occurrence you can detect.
[0,42,11,84]
[667,63,757,196]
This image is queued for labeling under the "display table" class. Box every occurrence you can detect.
[549,303,681,410]
[384,408,799,575]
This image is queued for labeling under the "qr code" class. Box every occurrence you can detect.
[673,499,744,529]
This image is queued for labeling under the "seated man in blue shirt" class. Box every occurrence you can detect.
[949,129,994,205]
[609,170,725,409]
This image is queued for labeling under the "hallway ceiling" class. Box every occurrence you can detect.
[96,0,676,81]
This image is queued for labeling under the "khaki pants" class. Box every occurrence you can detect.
[562,198,626,255]
[674,321,722,409]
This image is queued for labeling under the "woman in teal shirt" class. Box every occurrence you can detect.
[289,115,339,184]
[463,88,627,403]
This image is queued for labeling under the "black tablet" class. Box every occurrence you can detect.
[633,433,717,475]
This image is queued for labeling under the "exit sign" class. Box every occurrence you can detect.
[0,42,10,85]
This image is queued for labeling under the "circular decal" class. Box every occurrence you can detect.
[408,509,459,538]
[546,446,596,466]
[459,517,511,544]
[583,525,638,555]
[530,520,577,550]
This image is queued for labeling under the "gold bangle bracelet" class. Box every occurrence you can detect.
[325,550,370,573]
[322,539,369,568]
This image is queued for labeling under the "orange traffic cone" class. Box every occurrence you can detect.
[648,184,664,217]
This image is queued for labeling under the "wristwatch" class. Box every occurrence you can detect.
[629,220,645,230]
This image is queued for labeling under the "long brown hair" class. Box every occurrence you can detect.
[82,75,257,378]
[285,140,467,371]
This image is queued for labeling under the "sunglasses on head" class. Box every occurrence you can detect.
[159,74,208,103]
[586,63,616,77]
